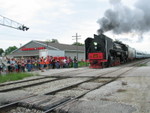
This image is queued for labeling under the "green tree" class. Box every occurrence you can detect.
[0,48,4,56]
[45,39,59,44]
[72,42,84,46]
[51,39,59,43]
[5,46,18,55]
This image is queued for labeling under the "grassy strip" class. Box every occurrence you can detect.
[68,61,89,68]
[138,64,147,67]
[0,72,35,83]
[78,61,89,67]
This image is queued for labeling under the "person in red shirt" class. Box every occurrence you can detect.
[40,57,45,72]
[45,56,50,69]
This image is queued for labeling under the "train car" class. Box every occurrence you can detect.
[135,51,144,59]
[85,34,130,68]
[127,46,136,61]
[135,51,150,59]
[145,53,150,58]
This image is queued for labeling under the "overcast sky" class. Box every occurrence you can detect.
[0,0,150,53]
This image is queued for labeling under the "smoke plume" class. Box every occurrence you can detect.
[97,0,150,35]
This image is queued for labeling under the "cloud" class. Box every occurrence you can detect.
[0,0,74,24]
[1,0,149,53]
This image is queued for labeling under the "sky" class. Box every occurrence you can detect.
[0,0,150,53]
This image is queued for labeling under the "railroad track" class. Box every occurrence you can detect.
[0,59,149,113]
[0,59,147,92]
[0,77,121,113]
[0,68,81,87]
[0,68,94,92]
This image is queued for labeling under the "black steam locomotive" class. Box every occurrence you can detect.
[85,34,148,68]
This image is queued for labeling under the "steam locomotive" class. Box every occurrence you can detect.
[85,34,149,68]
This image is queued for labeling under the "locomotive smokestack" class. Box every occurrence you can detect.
[97,29,104,35]
[97,0,150,36]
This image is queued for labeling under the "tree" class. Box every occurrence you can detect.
[5,46,18,55]
[72,42,84,46]
[0,48,4,56]
[45,39,59,44]
[51,39,59,43]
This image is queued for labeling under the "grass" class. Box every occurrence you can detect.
[69,61,89,68]
[78,61,89,67]
[0,72,35,83]
[138,64,147,67]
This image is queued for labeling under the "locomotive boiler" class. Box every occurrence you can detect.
[85,34,136,68]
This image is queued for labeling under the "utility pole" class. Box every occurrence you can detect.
[20,43,22,47]
[72,33,81,60]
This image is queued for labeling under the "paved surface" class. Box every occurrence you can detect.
[58,63,150,113]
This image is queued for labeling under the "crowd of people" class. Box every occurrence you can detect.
[0,56,78,74]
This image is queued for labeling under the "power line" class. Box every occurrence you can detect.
[72,33,81,60]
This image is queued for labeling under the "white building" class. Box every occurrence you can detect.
[9,40,85,60]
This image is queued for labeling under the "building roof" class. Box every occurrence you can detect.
[9,40,84,57]
[35,40,84,51]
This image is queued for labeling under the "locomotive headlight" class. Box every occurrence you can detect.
[94,42,97,46]
[95,47,97,49]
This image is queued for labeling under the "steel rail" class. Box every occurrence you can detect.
[0,94,36,112]
[0,78,62,92]
[0,59,149,112]
[0,76,50,87]
[0,69,93,92]
[43,59,150,113]
[44,59,149,96]
[0,68,82,87]
[0,65,123,112]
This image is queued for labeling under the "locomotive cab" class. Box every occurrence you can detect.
[85,34,113,68]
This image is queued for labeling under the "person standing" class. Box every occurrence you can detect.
[45,56,50,69]
[21,58,26,72]
[40,57,45,72]
[73,56,78,68]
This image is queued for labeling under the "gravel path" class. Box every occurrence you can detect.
[24,78,88,95]
[0,78,56,91]
[6,107,43,113]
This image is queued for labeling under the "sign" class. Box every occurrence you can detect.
[88,53,104,59]
[21,47,46,51]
